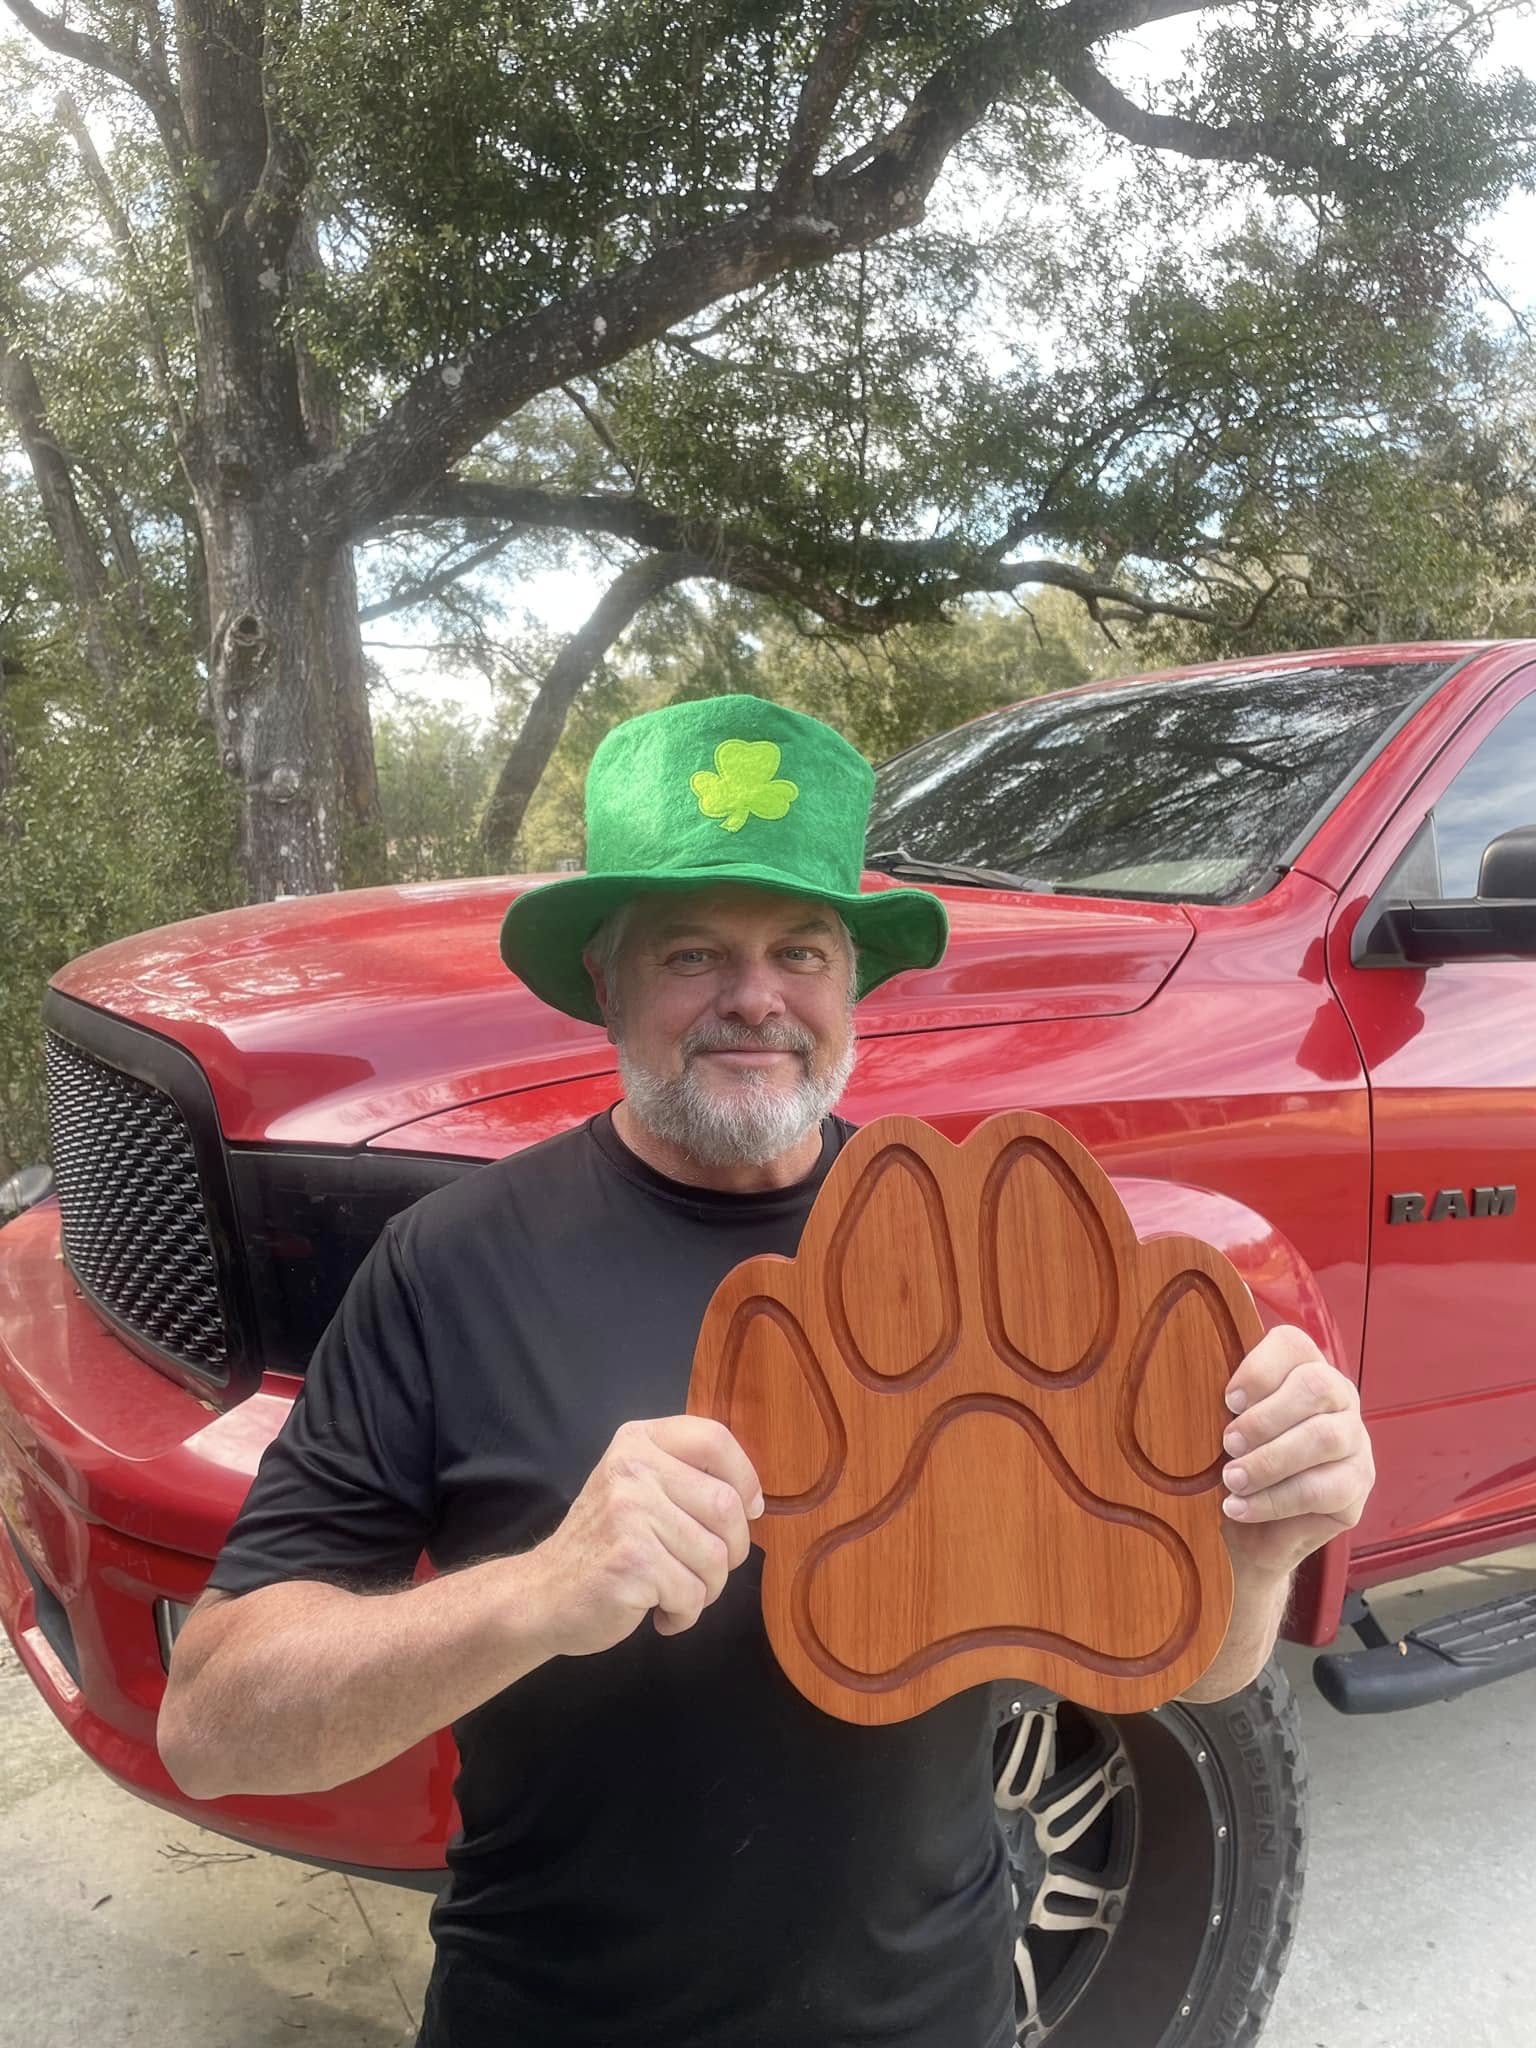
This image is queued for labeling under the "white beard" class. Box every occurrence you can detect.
[616,1017,857,1169]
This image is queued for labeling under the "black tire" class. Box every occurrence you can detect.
[992,1661,1308,2048]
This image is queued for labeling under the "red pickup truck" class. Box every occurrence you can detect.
[5,640,1536,2047]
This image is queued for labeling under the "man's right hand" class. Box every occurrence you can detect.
[159,1416,763,1800]
[521,1417,765,1657]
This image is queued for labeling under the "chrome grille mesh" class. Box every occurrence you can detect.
[43,1031,229,1371]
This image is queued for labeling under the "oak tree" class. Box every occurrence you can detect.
[1,0,1532,889]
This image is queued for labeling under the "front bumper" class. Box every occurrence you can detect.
[0,1199,454,1874]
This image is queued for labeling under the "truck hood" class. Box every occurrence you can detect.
[50,875,1194,1146]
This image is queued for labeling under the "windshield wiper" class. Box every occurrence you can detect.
[864,848,1056,894]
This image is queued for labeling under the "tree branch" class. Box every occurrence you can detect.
[312,0,1375,552]
[2,0,189,171]
[244,0,310,253]
[0,332,123,692]
[1051,0,1235,43]
[479,552,698,861]
[2,0,149,93]
[1043,47,1356,183]
[414,478,768,566]
[559,381,639,485]
[54,92,195,462]
[72,450,144,587]
[136,0,172,79]
[414,478,1218,634]
[312,9,1072,544]
[1427,228,1532,340]
[775,0,877,203]
[358,530,521,622]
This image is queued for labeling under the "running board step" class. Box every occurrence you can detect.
[1314,1588,1536,1714]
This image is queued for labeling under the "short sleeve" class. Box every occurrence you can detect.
[206,1220,437,1597]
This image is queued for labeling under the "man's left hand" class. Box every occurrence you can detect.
[1218,1325,1375,1580]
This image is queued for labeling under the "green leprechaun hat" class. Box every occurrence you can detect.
[498,694,948,1023]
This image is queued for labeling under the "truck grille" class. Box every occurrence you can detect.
[43,1031,229,1373]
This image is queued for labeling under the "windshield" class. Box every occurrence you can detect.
[867,659,1454,904]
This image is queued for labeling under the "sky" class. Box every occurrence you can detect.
[363,4,1536,729]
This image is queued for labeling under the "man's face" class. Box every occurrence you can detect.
[590,885,858,1167]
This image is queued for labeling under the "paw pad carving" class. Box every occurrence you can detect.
[687,1112,1261,1723]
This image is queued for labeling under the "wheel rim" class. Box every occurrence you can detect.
[995,1700,1135,2042]
[993,1696,1237,2046]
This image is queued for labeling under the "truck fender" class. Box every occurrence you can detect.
[1114,1172,1353,1647]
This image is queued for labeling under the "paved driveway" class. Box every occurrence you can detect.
[3,1548,1533,2047]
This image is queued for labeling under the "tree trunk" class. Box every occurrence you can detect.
[202,492,346,899]
[480,553,692,865]
[287,214,386,889]
[173,0,356,901]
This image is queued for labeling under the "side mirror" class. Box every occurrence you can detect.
[1478,824,1536,899]
[1354,823,1536,967]
[1360,899,1536,967]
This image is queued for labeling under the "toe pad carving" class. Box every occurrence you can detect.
[688,1112,1261,1724]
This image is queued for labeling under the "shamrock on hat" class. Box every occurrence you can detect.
[499,695,948,1023]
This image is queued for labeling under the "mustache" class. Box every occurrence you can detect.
[682,1020,817,1059]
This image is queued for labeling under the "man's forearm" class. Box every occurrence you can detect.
[158,1554,551,1800]
[1178,1561,1292,1704]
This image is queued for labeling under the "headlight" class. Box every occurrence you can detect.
[0,1165,53,1220]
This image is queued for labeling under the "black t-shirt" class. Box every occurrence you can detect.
[208,1111,1014,2048]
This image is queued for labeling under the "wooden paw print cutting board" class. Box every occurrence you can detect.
[686,1110,1263,1724]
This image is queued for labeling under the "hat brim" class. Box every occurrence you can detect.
[498,865,949,1024]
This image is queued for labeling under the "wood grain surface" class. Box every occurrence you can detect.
[686,1111,1262,1724]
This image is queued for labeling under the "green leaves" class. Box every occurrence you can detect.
[0,646,241,1177]
[690,738,799,830]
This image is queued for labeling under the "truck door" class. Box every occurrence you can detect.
[1328,672,1536,1557]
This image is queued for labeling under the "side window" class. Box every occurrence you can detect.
[1428,690,1536,899]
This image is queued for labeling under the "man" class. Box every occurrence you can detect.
[158,694,1374,2048]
